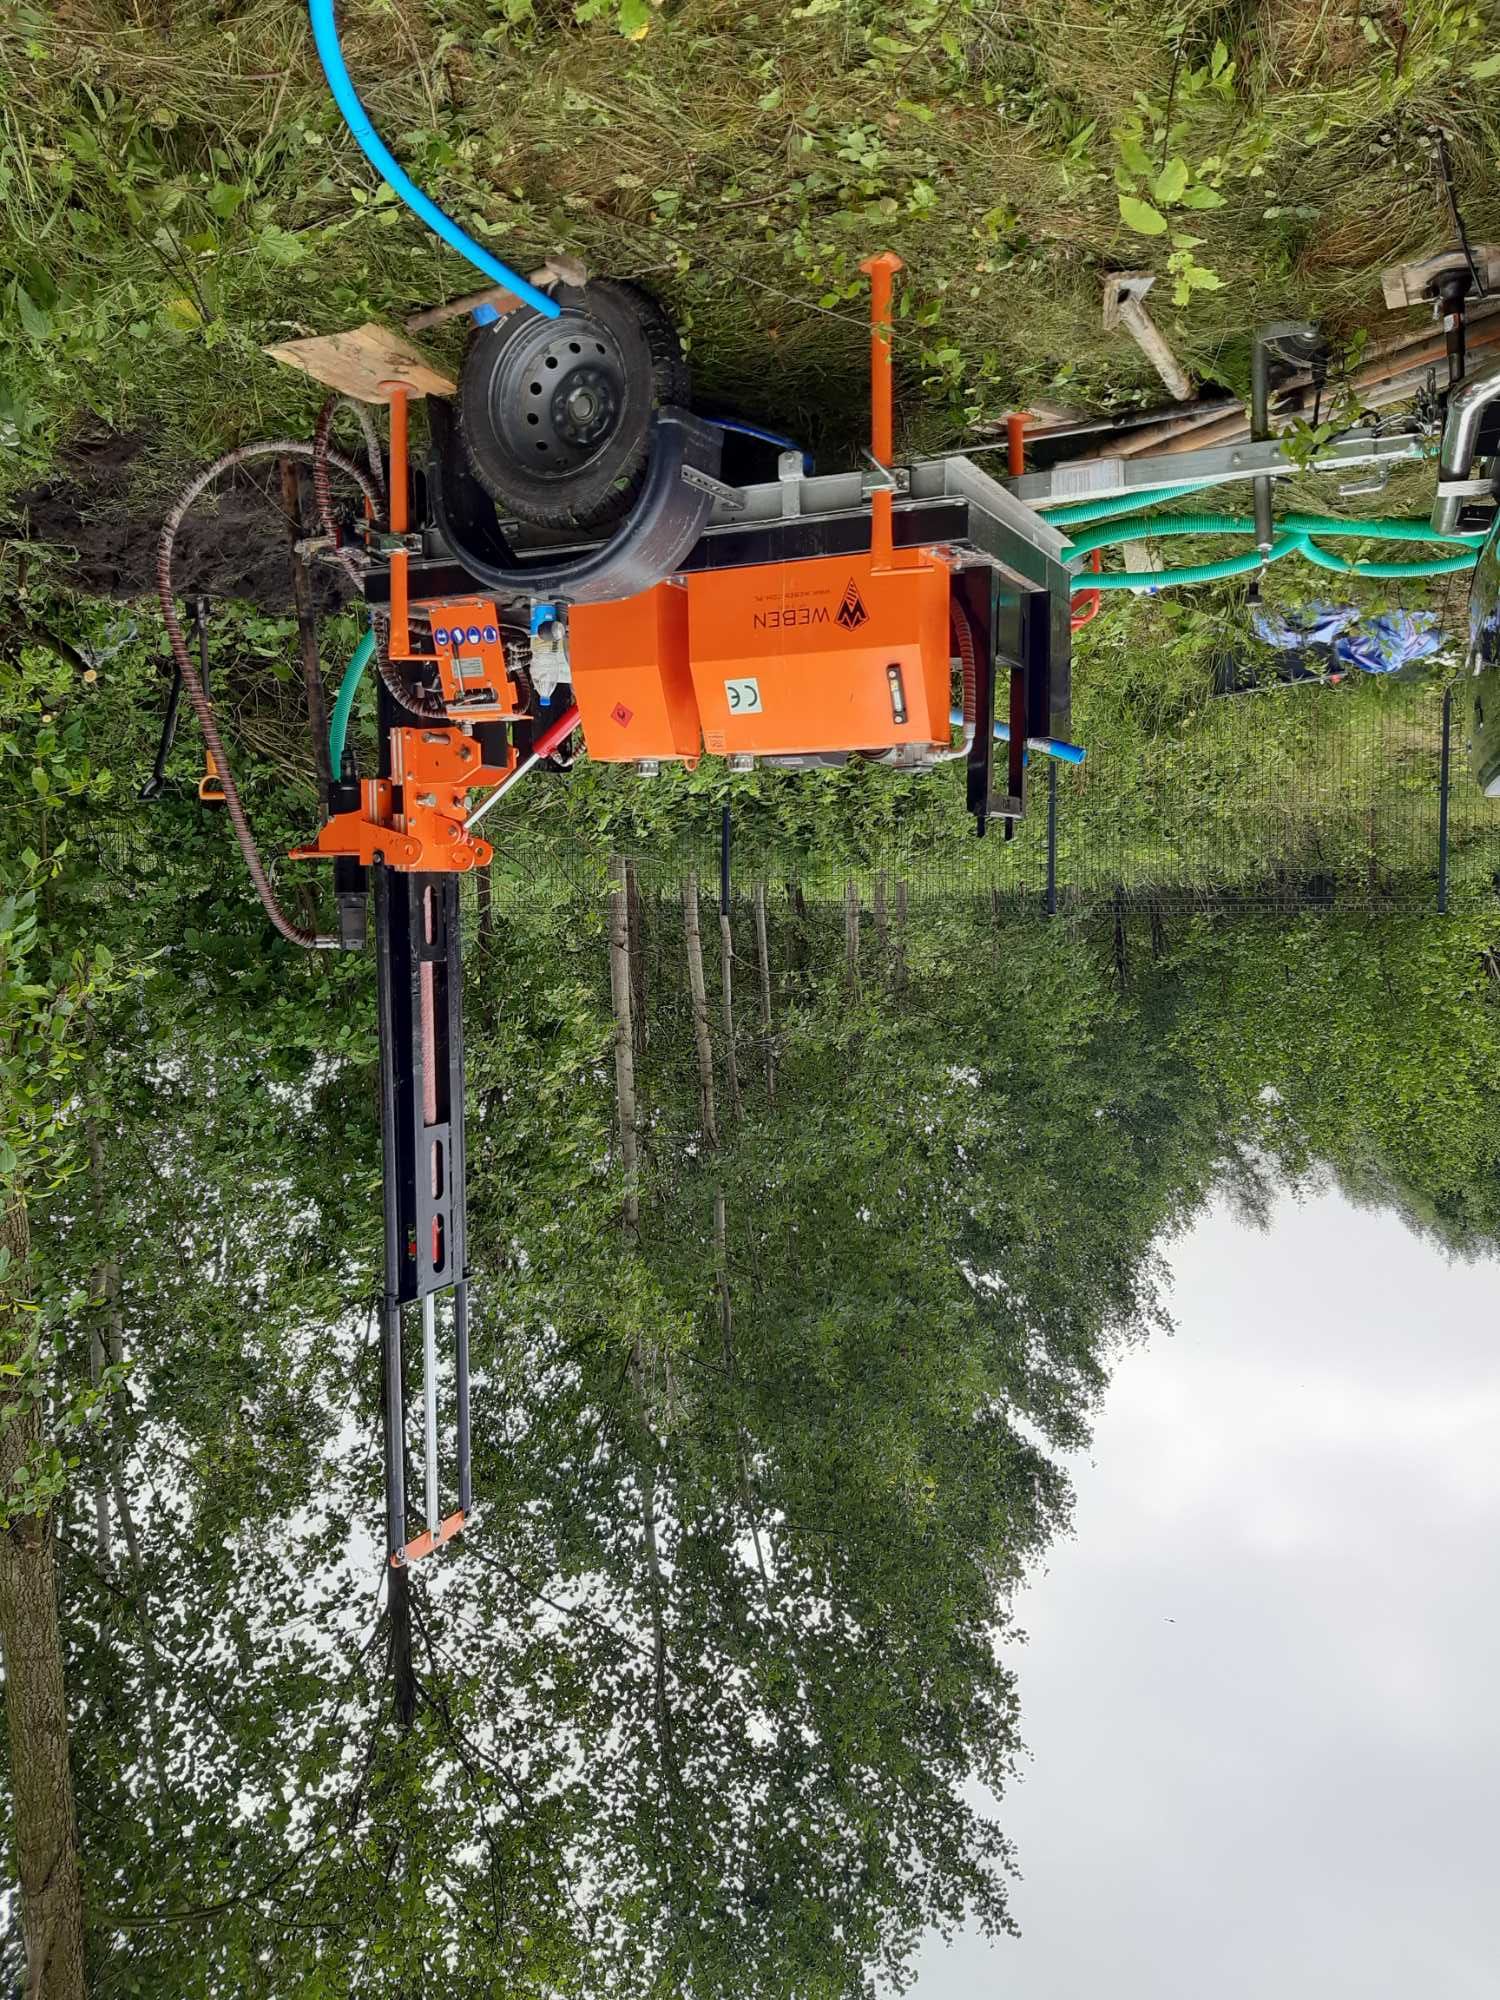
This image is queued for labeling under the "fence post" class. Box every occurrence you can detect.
[1045,761,1058,918]
[1438,685,1452,916]
[720,804,731,913]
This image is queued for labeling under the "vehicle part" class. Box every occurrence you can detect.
[458,280,690,531]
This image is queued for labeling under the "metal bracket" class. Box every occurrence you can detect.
[682,464,746,514]
[860,451,909,494]
[778,449,803,519]
[1337,463,1393,498]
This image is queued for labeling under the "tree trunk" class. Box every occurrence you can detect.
[0,1193,88,2000]
[85,1128,111,1562]
[718,908,743,1124]
[873,873,889,970]
[753,882,775,1106]
[87,1296,109,1563]
[682,874,718,1150]
[894,878,909,992]
[608,858,641,1239]
[844,878,861,995]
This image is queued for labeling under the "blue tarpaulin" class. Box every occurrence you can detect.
[1252,603,1445,675]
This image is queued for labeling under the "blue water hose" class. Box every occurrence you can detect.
[950,709,1086,765]
[308,0,560,319]
[709,417,815,474]
[328,628,376,775]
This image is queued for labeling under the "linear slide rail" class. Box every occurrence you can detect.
[1006,429,1431,508]
[374,864,473,1567]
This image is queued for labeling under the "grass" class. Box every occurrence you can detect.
[2,0,1498,491]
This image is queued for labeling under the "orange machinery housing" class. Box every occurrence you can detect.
[569,551,953,765]
[335,250,1075,857]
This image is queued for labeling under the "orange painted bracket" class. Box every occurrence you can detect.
[391,1508,467,1568]
[198,749,226,804]
[381,383,412,661]
[859,252,905,569]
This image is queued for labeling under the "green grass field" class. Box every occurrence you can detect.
[4,0,1498,905]
[4,0,1498,476]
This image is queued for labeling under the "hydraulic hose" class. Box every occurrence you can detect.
[1062,509,1486,590]
[948,710,1087,764]
[1043,481,1216,528]
[710,416,815,474]
[156,439,383,950]
[307,0,560,319]
[328,627,377,775]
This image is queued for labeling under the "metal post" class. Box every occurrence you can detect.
[454,1277,472,1516]
[1438,684,1452,915]
[1046,760,1058,917]
[422,1291,439,1532]
[1250,334,1275,554]
[381,1296,406,1561]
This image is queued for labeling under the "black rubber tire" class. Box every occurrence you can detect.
[457,280,690,533]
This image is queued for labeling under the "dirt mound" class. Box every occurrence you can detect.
[10,428,347,614]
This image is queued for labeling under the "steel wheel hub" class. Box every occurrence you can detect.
[490,315,629,477]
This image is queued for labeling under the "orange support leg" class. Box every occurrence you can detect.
[381,382,411,660]
[860,251,903,570]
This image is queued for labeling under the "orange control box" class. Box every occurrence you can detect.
[569,583,702,763]
[685,553,952,756]
[423,597,519,716]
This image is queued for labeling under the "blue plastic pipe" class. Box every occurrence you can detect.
[951,709,1086,765]
[308,0,560,319]
[710,417,815,474]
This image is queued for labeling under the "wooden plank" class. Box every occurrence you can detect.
[405,284,525,334]
[1381,245,1500,309]
[262,322,456,402]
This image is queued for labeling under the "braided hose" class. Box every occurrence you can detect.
[951,598,978,726]
[344,396,387,504]
[313,397,369,590]
[156,437,383,950]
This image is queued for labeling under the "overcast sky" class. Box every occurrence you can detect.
[912,1190,1500,2000]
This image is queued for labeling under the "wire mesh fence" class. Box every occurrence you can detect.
[75,669,1498,921]
[496,675,1499,916]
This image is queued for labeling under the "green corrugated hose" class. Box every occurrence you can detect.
[1043,481,1217,528]
[328,627,376,775]
[1063,509,1488,591]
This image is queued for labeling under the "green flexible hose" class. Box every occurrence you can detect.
[1044,481,1217,528]
[1086,532,1312,590]
[1064,508,1486,591]
[328,628,376,776]
[1296,543,1482,580]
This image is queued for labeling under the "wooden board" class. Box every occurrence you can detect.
[262,322,456,402]
[1381,246,1500,309]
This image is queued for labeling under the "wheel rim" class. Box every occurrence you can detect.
[486,311,632,480]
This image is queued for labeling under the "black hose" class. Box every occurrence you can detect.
[156,438,383,950]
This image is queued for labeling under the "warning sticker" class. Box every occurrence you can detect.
[725,677,763,714]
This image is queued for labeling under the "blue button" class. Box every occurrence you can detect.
[433,627,449,647]
[482,624,498,644]
[466,626,481,645]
